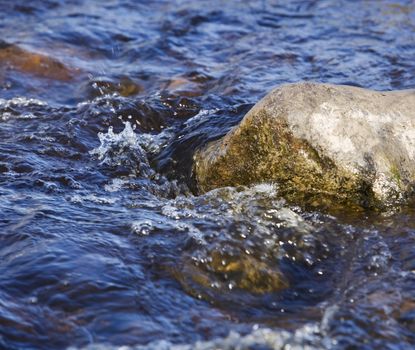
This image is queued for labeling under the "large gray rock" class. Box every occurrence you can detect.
[193,82,415,207]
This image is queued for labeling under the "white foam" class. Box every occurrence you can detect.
[104,178,128,192]
[74,322,327,350]
[0,97,47,108]
[70,194,117,205]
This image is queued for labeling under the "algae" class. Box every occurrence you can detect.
[195,109,377,209]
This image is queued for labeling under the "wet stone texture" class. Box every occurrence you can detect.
[194,82,415,208]
[0,41,79,81]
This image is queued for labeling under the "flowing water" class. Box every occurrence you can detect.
[0,1,415,349]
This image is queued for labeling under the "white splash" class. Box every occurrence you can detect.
[90,121,141,163]
[89,121,153,177]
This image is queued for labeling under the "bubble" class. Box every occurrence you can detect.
[131,220,154,236]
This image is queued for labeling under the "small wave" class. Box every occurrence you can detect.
[1,111,38,121]
[135,183,340,305]
[0,97,48,108]
[76,94,118,115]
[138,128,175,155]
[73,322,327,350]
[104,178,128,192]
[0,97,48,121]
[70,194,118,205]
[184,108,220,127]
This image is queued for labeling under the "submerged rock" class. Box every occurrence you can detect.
[174,248,288,300]
[84,76,143,98]
[0,41,78,81]
[194,82,415,207]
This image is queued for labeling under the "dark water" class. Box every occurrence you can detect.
[0,1,415,349]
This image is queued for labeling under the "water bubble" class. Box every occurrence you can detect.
[131,220,154,236]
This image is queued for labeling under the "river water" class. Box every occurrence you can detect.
[0,1,414,349]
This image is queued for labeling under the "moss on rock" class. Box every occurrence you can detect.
[194,82,415,208]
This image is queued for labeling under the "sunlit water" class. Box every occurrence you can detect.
[0,1,415,349]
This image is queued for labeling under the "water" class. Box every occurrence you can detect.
[0,0,415,349]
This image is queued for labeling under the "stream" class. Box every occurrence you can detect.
[0,1,414,349]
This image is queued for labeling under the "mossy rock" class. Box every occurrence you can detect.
[194,82,415,208]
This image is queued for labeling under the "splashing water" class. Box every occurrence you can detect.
[90,121,152,176]
[1,1,415,349]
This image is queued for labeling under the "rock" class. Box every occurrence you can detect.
[194,82,415,207]
[84,76,143,98]
[173,248,288,301]
[164,71,213,97]
[0,41,79,81]
[165,76,202,97]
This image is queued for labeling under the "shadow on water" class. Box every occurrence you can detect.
[0,0,415,349]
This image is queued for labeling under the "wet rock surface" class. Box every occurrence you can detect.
[0,41,79,81]
[194,82,415,208]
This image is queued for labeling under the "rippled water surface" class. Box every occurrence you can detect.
[1,1,415,349]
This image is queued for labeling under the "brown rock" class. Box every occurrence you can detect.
[0,41,79,81]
